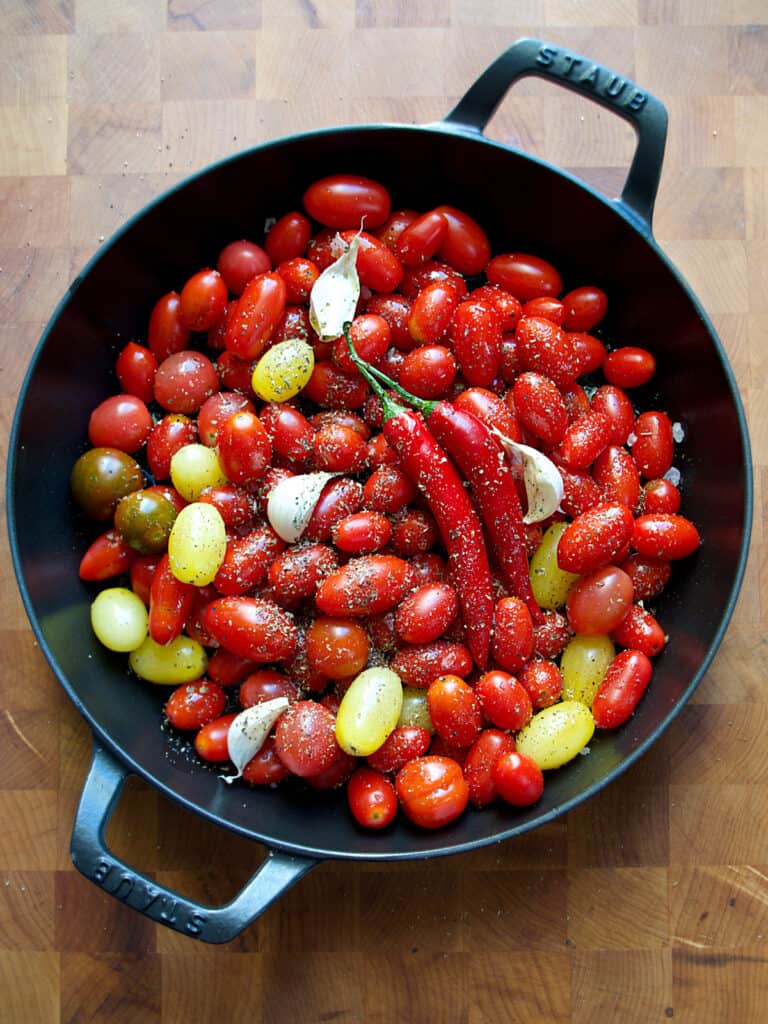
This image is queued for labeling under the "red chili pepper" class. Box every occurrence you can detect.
[358,347,543,626]
[344,328,495,667]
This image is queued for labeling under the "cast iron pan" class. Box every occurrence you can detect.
[7,39,752,943]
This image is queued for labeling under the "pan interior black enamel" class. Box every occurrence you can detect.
[10,125,749,859]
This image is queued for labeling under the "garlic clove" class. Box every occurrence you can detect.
[309,232,362,341]
[490,428,564,524]
[266,471,338,543]
[223,696,290,783]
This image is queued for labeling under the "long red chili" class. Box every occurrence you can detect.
[344,329,495,667]
[364,363,543,626]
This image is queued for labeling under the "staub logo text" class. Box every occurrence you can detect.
[536,45,647,111]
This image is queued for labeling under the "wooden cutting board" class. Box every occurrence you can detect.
[1,2,766,1021]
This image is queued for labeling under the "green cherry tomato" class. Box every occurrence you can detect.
[71,447,145,521]
[114,489,178,554]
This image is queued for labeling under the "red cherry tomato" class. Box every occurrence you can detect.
[515,317,579,389]
[559,465,603,518]
[166,682,226,732]
[632,411,674,479]
[395,210,448,266]
[363,465,417,515]
[475,670,533,731]
[268,544,339,605]
[274,700,339,778]
[556,411,612,469]
[129,554,161,606]
[216,351,254,394]
[149,553,195,644]
[493,751,544,807]
[194,713,237,762]
[433,205,491,276]
[367,726,431,774]
[591,385,635,446]
[642,477,681,515]
[214,527,285,596]
[276,257,319,304]
[116,342,157,404]
[513,372,568,445]
[399,345,457,399]
[217,240,271,295]
[619,554,672,602]
[518,660,563,709]
[204,597,299,662]
[347,768,397,829]
[464,729,517,808]
[365,293,413,350]
[604,346,656,389]
[568,331,606,374]
[146,416,198,480]
[225,272,287,361]
[390,641,473,689]
[306,617,370,679]
[491,597,535,674]
[394,583,458,645]
[611,604,667,657]
[303,360,370,410]
[562,383,592,424]
[592,445,641,509]
[427,675,482,747]
[79,530,135,581]
[239,670,298,708]
[197,391,255,447]
[522,296,565,325]
[566,565,634,636]
[339,229,403,293]
[304,477,364,541]
[376,209,419,249]
[266,213,312,266]
[148,291,190,360]
[592,650,653,729]
[399,260,467,301]
[242,736,291,786]
[533,611,572,660]
[632,513,700,560]
[486,253,562,302]
[313,422,369,473]
[303,174,391,230]
[316,554,414,617]
[258,403,314,463]
[332,314,390,373]
[207,649,256,687]
[453,387,519,439]
[407,280,461,346]
[180,268,227,331]
[332,511,391,554]
[154,351,219,414]
[217,410,272,486]
[561,285,608,331]
[558,503,636,575]
[448,299,502,388]
[88,395,153,453]
[395,756,469,829]
[305,748,358,791]
[390,509,439,558]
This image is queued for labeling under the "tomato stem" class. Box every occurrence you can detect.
[342,323,404,423]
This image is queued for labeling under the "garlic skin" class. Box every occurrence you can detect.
[491,428,564,524]
[223,697,290,783]
[266,471,338,543]
[309,233,361,341]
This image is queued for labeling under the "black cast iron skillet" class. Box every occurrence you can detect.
[7,39,752,943]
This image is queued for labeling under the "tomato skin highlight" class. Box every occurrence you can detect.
[592,650,653,729]
[347,768,398,829]
[395,755,469,829]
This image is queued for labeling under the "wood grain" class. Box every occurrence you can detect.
[1,2,766,1022]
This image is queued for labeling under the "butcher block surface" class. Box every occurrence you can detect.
[1,2,767,1022]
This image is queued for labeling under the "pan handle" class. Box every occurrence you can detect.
[443,37,667,232]
[70,743,318,944]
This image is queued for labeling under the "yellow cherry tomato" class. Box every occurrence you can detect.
[336,666,403,756]
[516,700,595,770]
[168,502,227,586]
[530,521,580,610]
[129,635,208,685]
[251,338,315,402]
[561,634,615,705]
[397,685,435,734]
[90,587,148,652]
[170,443,228,501]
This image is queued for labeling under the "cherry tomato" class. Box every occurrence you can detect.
[149,553,195,643]
[493,751,544,807]
[453,387,519,438]
[363,465,417,515]
[427,675,481,747]
[433,205,491,276]
[568,331,606,374]
[611,604,667,657]
[309,410,371,439]
[313,422,369,473]
[475,670,533,731]
[197,391,255,447]
[367,726,431,774]
[522,296,565,325]
[339,229,403,292]
[491,597,534,674]
[332,314,390,373]
[448,299,502,388]
[592,649,653,729]
[500,334,521,382]
[242,736,291,786]
[486,253,562,302]
[561,383,592,424]
[396,755,469,829]
[166,680,226,731]
[559,466,603,518]
[303,174,391,230]
[399,260,467,301]
[79,530,135,582]
[180,268,227,331]
[619,554,672,601]
[367,433,397,467]
[642,478,681,515]
[376,209,419,249]
[592,445,641,509]
[394,583,458,645]
[347,767,397,828]
[303,360,370,409]
[271,304,315,347]
[217,240,271,295]
[268,544,339,605]
[225,272,287,361]
[518,660,563,709]
[513,372,568,445]
[305,748,358,791]
[566,564,634,636]
[216,351,254,394]
[533,610,572,659]
[239,669,298,708]
[266,212,312,265]
[332,511,391,554]
[214,527,285,596]
[204,597,299,662]
[276,257,319,304]
[395,210,448,266]
[146,415,198,480]
[148,291,190,360]
[632,411,674,479]
[274,700,339,778]
[129,554,161,606]
[604,346,656,389]
[116,342,157,404]
[556,411,612,469]
[154,351,219,415]
[306,617,370,679]
[88,395,153,453]
[316,554,414,617]
[463,730,516,809]
[217,410,271,486]
[390,641,473,689]
[390,509,439,557]
[194,713,237,762]
[515,317,579,389]
[399,345,457,399]
[304,478,364,542]
[632,513,700,560]
[365,293,413,350]
[558,503,635,575]
[591,385,635,446]
[561,285,608,331]
[256,404,313,464]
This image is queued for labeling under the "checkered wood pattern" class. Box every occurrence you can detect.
[1,1,766,1021]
